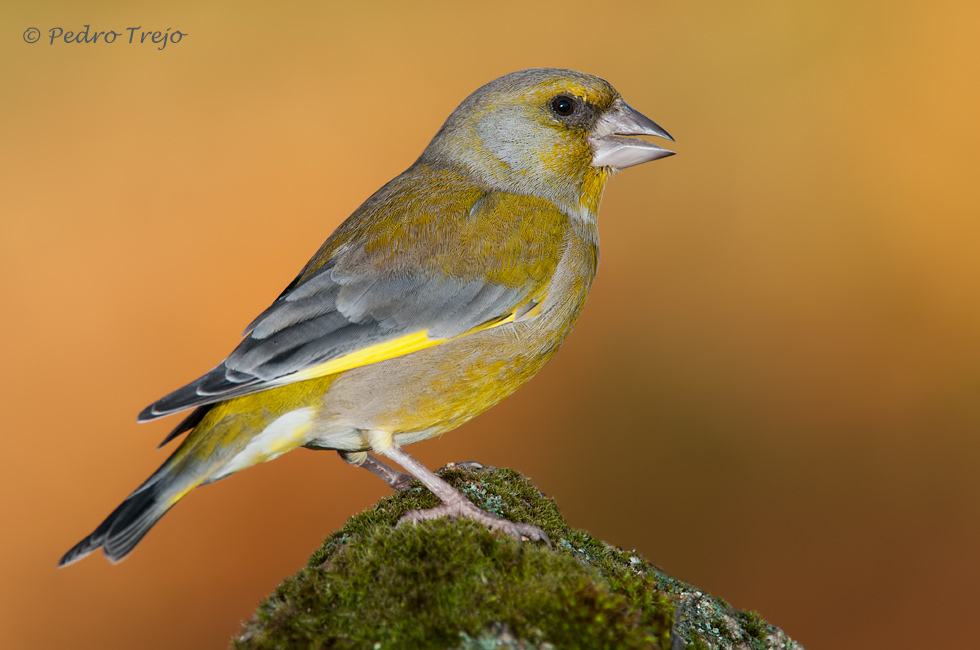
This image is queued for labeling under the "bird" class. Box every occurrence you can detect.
[58,68,674,566]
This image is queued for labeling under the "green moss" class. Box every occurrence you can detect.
[710,616,733,642]
[234,465,803,650]
[735,610,765,639]
[236,465,672,649]
[733,610,770,650]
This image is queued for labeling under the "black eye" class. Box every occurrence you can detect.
[551,95,576,117]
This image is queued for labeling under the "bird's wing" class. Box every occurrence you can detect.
[139,168,567,424]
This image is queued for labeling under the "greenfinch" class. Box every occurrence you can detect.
[59,68,674,566]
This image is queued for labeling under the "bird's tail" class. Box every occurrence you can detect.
[57,454,202,567]
[59,398,319,566]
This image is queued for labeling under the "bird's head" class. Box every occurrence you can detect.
[419,68,674,219]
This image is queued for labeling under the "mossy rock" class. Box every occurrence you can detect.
[234,465,803,650]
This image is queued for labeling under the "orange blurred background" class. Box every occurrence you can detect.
[2,2,978,648]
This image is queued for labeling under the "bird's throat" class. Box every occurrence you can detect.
[579,167,612,219]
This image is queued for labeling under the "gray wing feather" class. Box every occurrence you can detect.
[138,258,529,421]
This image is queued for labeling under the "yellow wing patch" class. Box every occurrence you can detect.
[284,330,444,383]
[279,311,523,385]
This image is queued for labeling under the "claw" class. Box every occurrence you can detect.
[398,493,550,546]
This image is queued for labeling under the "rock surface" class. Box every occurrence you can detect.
[234,465,803,649]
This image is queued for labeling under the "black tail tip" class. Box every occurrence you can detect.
[57,536,102,568]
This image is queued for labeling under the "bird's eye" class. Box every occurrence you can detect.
[551,95,577,117]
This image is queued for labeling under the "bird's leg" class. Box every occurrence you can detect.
[338,451,415,492]
[369,433,549,544]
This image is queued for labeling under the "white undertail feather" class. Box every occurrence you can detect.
[211,408,317,481]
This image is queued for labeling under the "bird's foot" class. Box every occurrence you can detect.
[342,451,416,492]
[398,490,550,545]
[387,472,416,492]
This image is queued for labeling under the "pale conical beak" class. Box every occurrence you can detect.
[589,98,675,169]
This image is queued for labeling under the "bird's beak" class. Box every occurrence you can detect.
[589,98,675,169]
